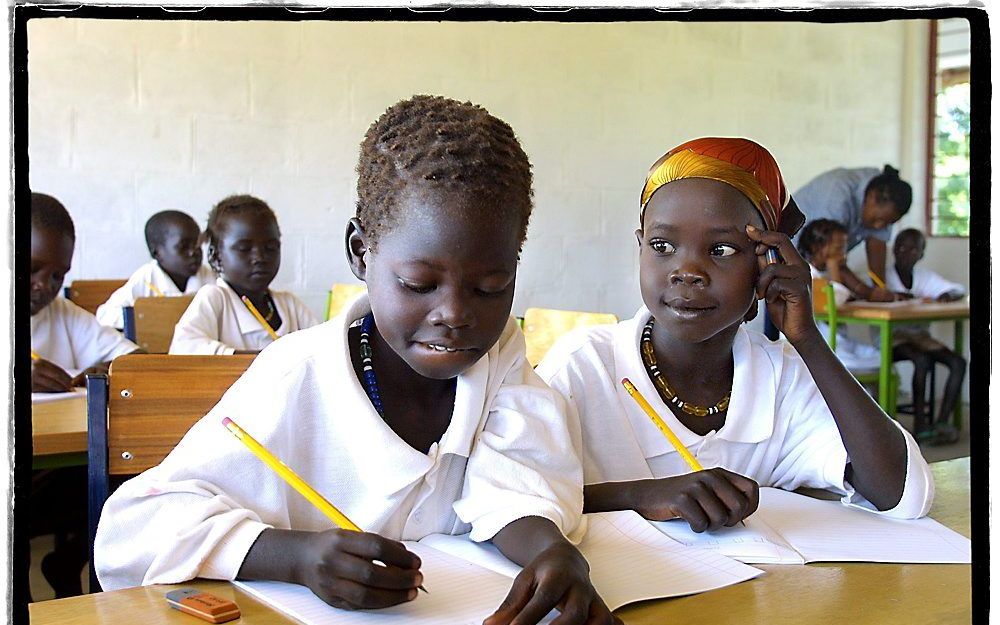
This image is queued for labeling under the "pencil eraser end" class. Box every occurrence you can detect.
[221,417,232,427]
[165,588,241,623]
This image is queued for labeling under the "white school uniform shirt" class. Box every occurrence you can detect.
[95,294,585,590]
[96,261,217,329]
[168,278,319,355]
[885,263,967,300]
[536,307,934,520]
[31,297,138,376]
[809,265,881,371]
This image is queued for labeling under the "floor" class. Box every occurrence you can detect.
[27,404,973,602]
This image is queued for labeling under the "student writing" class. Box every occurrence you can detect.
[537,138,934,535]
[886,228,967,445]
[96,95,615,625]
[95,210,216,329]
[30,192,140,392]
[168,195,318,355]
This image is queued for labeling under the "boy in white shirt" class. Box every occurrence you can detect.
[537,138,933,535]
[886,228,967,444]
[31,193,139,391]
[29,192,139,598]
[168,196,318,355]
[95,210,215,329]
[97,96,613,625]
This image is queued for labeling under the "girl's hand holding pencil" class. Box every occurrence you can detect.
[746,224,819,347]
[629,470,760,533]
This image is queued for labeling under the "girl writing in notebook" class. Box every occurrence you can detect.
[537,138,933,534]
[97,96,616,625]
[168,195,318,354]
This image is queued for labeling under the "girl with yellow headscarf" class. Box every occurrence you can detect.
[537,137,933,532]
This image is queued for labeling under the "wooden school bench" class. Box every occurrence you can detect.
[31,458,971,625]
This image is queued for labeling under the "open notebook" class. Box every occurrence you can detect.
[235,510,763,625]
[651,487,971,565]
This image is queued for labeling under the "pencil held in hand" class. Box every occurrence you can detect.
[621,378,704,472]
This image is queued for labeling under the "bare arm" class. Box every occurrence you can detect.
[748,226,907,510]
[865,237,888,282]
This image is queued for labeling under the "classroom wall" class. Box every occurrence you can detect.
[25,18,969,400]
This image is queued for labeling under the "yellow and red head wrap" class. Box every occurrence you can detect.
[640,137,803,234]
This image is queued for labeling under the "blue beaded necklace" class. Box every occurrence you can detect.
[359,314,385,418]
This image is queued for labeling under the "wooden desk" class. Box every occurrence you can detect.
[836,299,970,427]
[29,458,971,625]
[32,392,88,469]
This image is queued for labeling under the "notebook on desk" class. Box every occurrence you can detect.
[235,510,763,625]
[651,487,970,565]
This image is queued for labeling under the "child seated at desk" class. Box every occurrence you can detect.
[537,138,933,538]
[97,95,614,625]
[29,191,139,598]
[885,228,967,444]
[168,195,318,355]
[31,192,139,392]
[797,218,885,371]
[95,210,216,329]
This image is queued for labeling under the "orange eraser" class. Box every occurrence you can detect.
[165,588,241,623]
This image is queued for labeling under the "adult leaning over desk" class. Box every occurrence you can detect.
[765,165,913,340]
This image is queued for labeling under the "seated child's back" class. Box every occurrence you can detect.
[96,210,215,329]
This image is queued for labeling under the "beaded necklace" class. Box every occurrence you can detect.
[639,318,730,417]
[358,314,385,418]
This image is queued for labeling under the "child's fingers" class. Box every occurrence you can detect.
[672,492,712,533]
[746,224,808,269]
[719,470,760,519]
[317,577,417,610]
[687,481,733,532]
[755,263,806,300]
[499,576,569,625]
[549,586,596,625]
[325,551,423,591]
[484,572,534,625]
[335,531,421,570]
[701,471,757,526]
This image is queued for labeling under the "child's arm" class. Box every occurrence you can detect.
[31,357,74,392]
[237,528,423,610]
[830,262,903,302]
[485,517,617,625]
[584,470,759,533]
[748,226,907,511]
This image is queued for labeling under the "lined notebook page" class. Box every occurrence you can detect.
[235,541,518,625]
[756,487,971,563]
[579,511,763,607]
[649,516,805,564]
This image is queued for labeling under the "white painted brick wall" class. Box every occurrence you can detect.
[27,18,941,325]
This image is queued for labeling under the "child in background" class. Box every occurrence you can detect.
[31,192,139,391]
[538,138,933,537]
[96,210,215,329]
[97,95,615,625]
[29,192,139,598]
[796,218,883,371]
[168,195,318,354]
[886,228,967,444]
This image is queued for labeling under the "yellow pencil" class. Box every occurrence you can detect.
[222,417,427,592]
[621,378,703,472]
[146,281,165,297]
[867,270,887,290]
[30,350,40,361]
[240,295,280,341]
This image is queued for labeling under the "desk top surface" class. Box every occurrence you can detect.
[837,299,970,321]
[31,392,88,456]
[29,458,972,625]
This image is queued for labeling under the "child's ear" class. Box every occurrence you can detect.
[206,240,222,274]
[743,297,759,324]
[345,218,370,281]
[634,227,643,248]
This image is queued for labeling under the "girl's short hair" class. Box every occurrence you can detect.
[205,195,278,270]
[356,95,533,251]
[797,218,848,261]
[31,192,75,241]
[866,165,912,218]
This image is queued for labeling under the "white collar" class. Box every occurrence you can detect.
[333,293,490,496]
[613,307,776,460]
[217,278,282,336]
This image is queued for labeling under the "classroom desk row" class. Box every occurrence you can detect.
[28,458,971,625]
